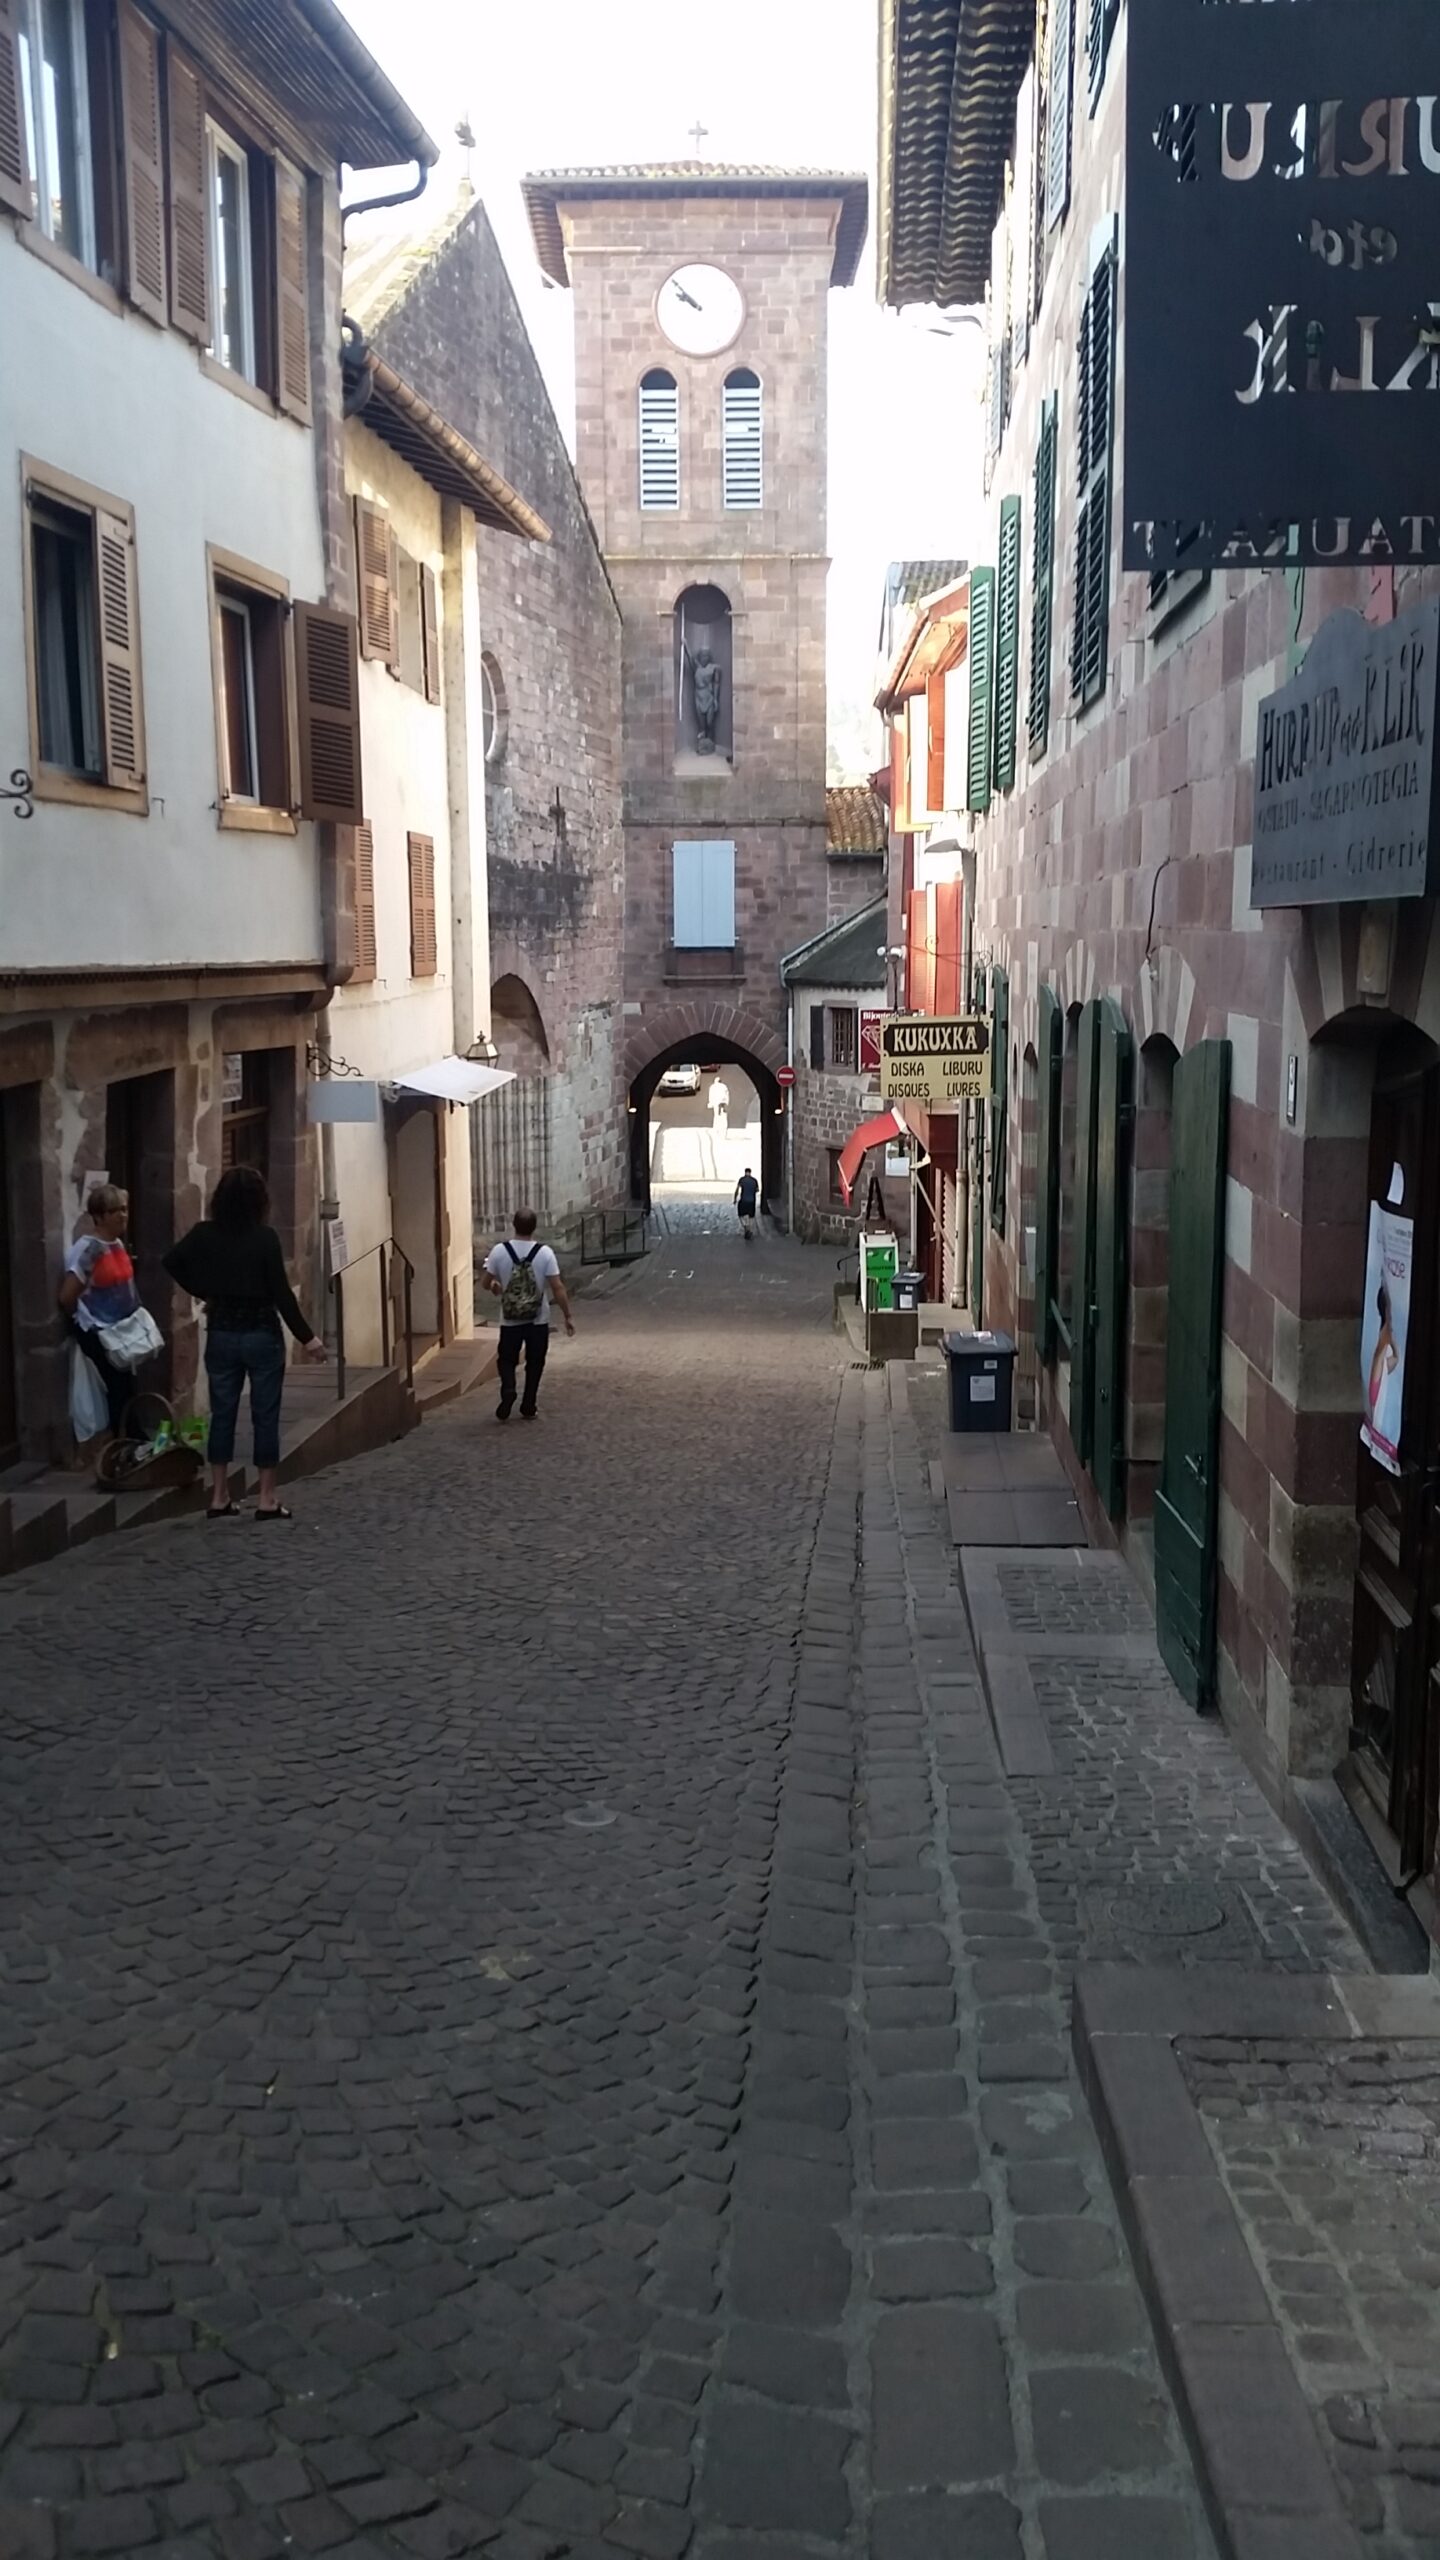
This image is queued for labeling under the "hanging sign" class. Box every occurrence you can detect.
[860,1010,887,1072]
[1124,0,1440,573]
[879,1015,992,1104]
[1251,601,1440,905]
[1360,1193,1413,1475]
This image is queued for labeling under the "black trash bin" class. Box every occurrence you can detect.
[893,1269,923,1314]
[942,1330,1016,1433]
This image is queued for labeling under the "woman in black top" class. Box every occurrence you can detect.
[164,1167,326,1520]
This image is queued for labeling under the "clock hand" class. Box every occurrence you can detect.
[674,284,703,311]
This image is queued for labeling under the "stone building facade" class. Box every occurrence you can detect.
[782,899,909,1245]
[879,0,1440,1941]
[345,187,628,1244]
[522,166,867,1205]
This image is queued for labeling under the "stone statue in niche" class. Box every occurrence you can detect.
[690,648,723,754]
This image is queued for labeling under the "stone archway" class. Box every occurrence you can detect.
[627,1005,787,1215]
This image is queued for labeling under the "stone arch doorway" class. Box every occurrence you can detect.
[627,1008,785,1215]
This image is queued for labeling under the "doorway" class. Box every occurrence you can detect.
[629,1038,783,1215]
[1346,1030,1440,1881]
[105,1070,176,1393]
[0,1101,18,1466]
[390,1103,446,1352]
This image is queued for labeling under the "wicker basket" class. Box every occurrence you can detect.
[95,1392,206,1494]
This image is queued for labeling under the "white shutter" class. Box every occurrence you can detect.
[673,841,706,945]
[639,373,680,511]
[722,373,763,509]
[1046,0,1075,229]
[702,840,736,947]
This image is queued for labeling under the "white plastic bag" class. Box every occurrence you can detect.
[70,1343,110,1440]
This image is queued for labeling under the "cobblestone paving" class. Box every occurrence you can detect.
[0,1244,1364,2560]
[1181,2038,1440,2556]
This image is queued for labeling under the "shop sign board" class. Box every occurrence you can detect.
[879,1015,992,1104]
[860,1010,887,1073]
[1251,600,1440,905]
[1125,0,1440,573]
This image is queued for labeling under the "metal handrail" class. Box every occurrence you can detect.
[328,1237,416,1401]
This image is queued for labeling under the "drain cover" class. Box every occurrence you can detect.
[564,1803,618,1830]
[1109,1881,1227,1936]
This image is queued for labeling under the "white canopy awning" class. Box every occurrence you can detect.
[386,1057,517,1106]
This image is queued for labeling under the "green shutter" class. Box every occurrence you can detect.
[1029,398,1058,753]
[1155,1041,1232,1709]
[993,500,1022,794]
[1068,998,1102,1466]
[1034,985,1062,1361]
[1072,247,1116,709]
[966,567,996,814]
[989,969,1009,1236]
[1092,997,1133,1516]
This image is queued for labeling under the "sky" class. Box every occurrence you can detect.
[337,0,987,775]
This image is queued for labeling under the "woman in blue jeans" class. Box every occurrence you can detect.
[164,1168,326,1520]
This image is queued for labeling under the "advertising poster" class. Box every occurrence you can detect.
[1360,1198,1413,1478]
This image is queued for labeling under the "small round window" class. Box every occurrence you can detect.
[481,652,509,767]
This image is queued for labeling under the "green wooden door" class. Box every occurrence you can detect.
[1154,1040,1232,1709]
[1034,986,1062,1362]
[1093,998,1133,1517]
[1069,999,1102,1466]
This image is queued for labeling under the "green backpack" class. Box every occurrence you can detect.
[500,1242,543,1322]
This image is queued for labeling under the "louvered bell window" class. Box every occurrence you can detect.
[639,369,680,511]
[722,369,763,509]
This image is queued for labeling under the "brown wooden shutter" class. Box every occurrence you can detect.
[294,601,363,824]
[407,833,437,977]
[117,1,166,325]
[354,498,397,665]
[274,156,312,423]
[95,503,146,789]
[350,822,377,982]
[164,42,209,344]
[0,0,31,216]
[420,564,441,704]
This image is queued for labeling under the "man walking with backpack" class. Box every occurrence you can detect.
[481,1209,575,1421]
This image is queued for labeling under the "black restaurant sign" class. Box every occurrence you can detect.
[1251,601,1440,907]
[1125,0,1440,575]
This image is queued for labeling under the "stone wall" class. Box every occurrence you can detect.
[367,197,628,1235]
[963,15,1440,1784]
[792,982,909,1246]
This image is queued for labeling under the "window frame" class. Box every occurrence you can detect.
[1071,227,1118,714]
[20,452,147,813]
[205,543,296,835]
[721,367,763,511]
[16,0,98,271]
[639,368,681,513]
[827,1005,859,1073]
[204,110,256,383]
[671,838,736,950]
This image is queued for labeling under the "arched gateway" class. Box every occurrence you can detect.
[627,1005,787,1214]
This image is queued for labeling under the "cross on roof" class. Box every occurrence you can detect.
[688,120,709,156]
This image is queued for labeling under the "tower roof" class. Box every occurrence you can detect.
[523,164,869,289]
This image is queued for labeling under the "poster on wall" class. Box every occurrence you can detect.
[1359,1195,1413,1476]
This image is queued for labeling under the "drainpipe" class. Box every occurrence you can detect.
[785,993,795,1237]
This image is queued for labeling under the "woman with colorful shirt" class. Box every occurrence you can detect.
[58,1183,140,1440]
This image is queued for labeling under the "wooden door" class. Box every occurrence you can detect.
[1348,1048,1440,1876]
[0,1103,17,1466]
[1069,999,1102,1466]
[1092,998,1133,1518]
[1154,1039,1231,1709]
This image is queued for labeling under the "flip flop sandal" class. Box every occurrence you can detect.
[254,1505,293,1522]
[206,1502,242,1519]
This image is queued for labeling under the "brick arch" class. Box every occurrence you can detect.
[625,1003,786,1088]
[1290,902,1440,1044]
[1137,943,1201,1053]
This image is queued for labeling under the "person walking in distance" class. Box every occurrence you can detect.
[482,1208,574,1422]
[708,1074,730,1139]
[734,1167,760,1241]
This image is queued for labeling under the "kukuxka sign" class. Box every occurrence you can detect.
[879,1016,992,1104]
[1125,0,1440,573]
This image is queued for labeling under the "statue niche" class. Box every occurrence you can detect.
[675,584,734,769]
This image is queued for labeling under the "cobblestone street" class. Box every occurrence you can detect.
[0,1235,1369,2560]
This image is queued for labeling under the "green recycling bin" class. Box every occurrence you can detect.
[862,1232,898,1313]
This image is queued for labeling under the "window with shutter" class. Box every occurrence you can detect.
[1071,238,1117,709]
[1045,0,1074,230]
[810,1006,826,1073]
[421,565,441,704]
[926,672,946,816]
[671,840,736,949]
[350,822,377,983]
[394,549,424,693]
[209,551,292,818]
[989,970,1009,1235]
[1013,67,1036,367]
[0,0,30,216]
[639,369,680,511]
[354,498,397,665]
[117,0,165,322]
[722,369,763,509]
[407,830,437,977]
[23,462,147,802]
[1029,395,1058,753]
[294,601,363,825]
[828,1007,858,1072]
[165,46,209,343]
[993,496,1022,795]
[965,566,995,815]
[273,155,311,423]
[1087,0,1120,111]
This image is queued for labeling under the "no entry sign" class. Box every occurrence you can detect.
[777,1065,796,1089]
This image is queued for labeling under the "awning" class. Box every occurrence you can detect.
[837,1108,907,1206]
[386,1058,516,1106]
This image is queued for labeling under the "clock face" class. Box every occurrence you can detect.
[656,264,745,357]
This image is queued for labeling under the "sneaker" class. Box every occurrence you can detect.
[519,1406,539,1421]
